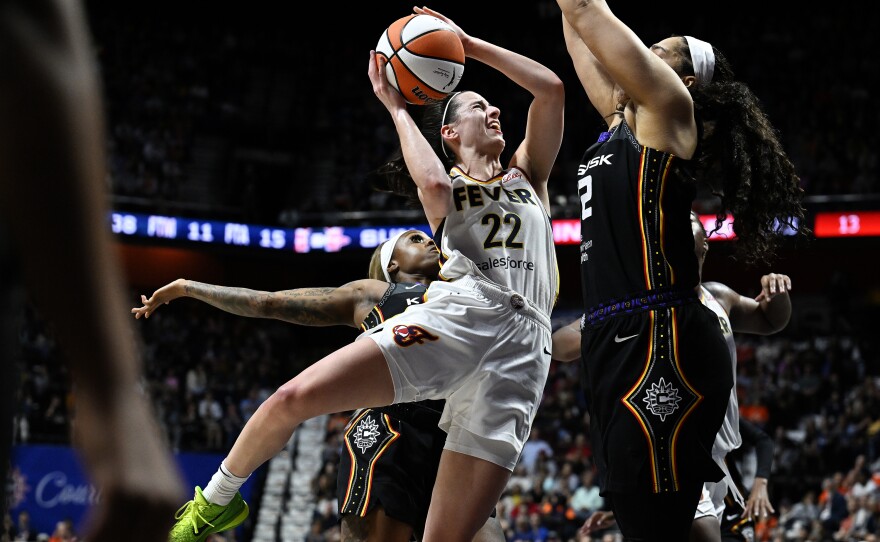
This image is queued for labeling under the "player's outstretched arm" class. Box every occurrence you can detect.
[704,273,792,335]
[133,278,390,328]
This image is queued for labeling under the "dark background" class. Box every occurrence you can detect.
[88,1,878,309]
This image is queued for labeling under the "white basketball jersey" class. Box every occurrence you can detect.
[700,285,742,455]
[437,166,558,317]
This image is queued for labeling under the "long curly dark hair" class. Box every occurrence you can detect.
[675,36,808,265]
[372,93,461,209]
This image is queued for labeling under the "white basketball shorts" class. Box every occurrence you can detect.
[695,479,728,521]
[358,274,552,471]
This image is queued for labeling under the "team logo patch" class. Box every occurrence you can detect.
[502,169,523,183]
[642,378,682,421]
[352,414,381,453]
[392,324,439,347]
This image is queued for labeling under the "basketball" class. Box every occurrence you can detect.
[375,14,465,105]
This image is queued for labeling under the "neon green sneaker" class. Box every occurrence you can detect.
[169,486,249,542]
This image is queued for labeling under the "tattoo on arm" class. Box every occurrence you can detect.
[184,282,347,326]
[273,288,348,325]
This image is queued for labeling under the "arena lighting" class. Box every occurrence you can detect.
[110,211,430,253]
[549,217,738,245]
[552,214,801,245]
[109,212,811,253]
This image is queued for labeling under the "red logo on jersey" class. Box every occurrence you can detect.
[502,170,523,183]
[392,325,439,347]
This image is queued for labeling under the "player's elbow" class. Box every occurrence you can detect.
[418,175,453,210]
[542,76,566,102]
[763,314,791,335]
[421,174,452,198]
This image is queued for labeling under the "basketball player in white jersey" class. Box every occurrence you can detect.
[165,5,563,542]
[134,231,505,542]
[690,211,785,542]
[551,213,787,541]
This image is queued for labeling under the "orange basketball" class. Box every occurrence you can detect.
[375,14,465,105]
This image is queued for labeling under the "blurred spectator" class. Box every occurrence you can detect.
[779,490,820,536]
[818,475,848,535]
[520,428,554,476]
[11,509,37,542]
[542,462,578,496]
[197,391,224,451]
[526,511,550,542]
[508,464,533,494]
[185,363,208,399]
[221,397,244,450]
[563,433,592,466]
[509,514,534,542]
[570,470,604,523]
[47,519,76,542]
[238,386,262,424]
[835,493,877,541]
[2,513,13,541]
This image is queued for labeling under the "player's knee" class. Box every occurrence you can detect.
[264,381,314,423]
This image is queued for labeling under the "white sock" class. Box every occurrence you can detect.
[202,461,250,506]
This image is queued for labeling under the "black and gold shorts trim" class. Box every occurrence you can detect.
[339,409,401,516]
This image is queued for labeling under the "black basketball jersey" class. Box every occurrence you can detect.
[359,281,428,331]
[576,121,700,310]
[359,282,444,425]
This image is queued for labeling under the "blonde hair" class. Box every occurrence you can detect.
[368,243,387,281]
[369,230,419,282]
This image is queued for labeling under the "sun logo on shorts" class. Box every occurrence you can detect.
[353,415,381,453]
[392,324,439,347]
[642,378,682,422]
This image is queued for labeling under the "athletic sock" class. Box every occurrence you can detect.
[202,460,250,506]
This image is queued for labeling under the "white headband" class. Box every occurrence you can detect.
[440,92,461,159]
[380,230,410,282]
[684,36,715,84]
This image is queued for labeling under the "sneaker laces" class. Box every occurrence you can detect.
[175,500,216,535]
